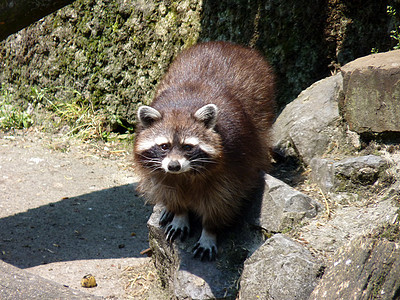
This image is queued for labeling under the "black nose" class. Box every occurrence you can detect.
[168,160,181,172]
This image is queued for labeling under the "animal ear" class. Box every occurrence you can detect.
[194,104,218,129]
[137,106,162,128]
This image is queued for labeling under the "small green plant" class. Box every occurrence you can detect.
[371,48,379,54]
[372,6,400,53]
[0,85,33,130]
[388,5,400,50]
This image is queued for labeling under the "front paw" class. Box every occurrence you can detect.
[192,229,217,261]
[164,213,190,242]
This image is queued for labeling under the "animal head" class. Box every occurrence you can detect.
[134,104,223,175]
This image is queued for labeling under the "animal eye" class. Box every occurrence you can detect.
[182,144,194,152]
[160,143,170,151]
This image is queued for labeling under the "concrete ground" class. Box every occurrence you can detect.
[0,130,156,299]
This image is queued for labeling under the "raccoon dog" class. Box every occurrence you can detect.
[134,41,275,261]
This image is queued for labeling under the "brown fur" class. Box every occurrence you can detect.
[134,41,275,234]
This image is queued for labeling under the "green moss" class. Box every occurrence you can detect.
[0,0,202,131]
[371,271,391,298]
[280,227,293,234]
[378,223,400,242]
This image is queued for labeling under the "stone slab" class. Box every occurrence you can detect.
[239,234,323,300]
[340,50,400,134]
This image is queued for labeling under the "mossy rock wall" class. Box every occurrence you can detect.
[0,0,202,129]
[0,0,399,129]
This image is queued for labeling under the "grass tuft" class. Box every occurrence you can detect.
[30,86,113,141]
[1,85,134,144]
[0,85,33,130]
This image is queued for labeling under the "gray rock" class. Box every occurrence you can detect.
[238,234,323,300]
[296,199,398,255]
[255,175,321,232]
[340,50,400,134]
[310,155,389,194]
[310,226,400,299]
[272,73,346,165]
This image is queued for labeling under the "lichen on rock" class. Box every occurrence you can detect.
[0,0,202,129]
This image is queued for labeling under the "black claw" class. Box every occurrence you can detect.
[180,227,188,242]
[165,225,174,241]
[159,209,174,227]
[193,244,201,259]
[166,227,180,242]
[165,225,189,243]
[201,249,210,261]
[210,247,216,261]
[205,248,216,261]
[192,244,216,261]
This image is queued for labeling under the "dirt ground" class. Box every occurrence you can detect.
[0,129,165,299]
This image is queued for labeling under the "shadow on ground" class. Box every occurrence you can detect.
[0,183,153,269]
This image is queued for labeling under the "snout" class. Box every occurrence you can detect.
[161,157,190,174]
[168,160,181,172]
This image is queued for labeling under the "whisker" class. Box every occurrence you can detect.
[191,158,216,164]
[137,154,163,173]
[138,153,156,160]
